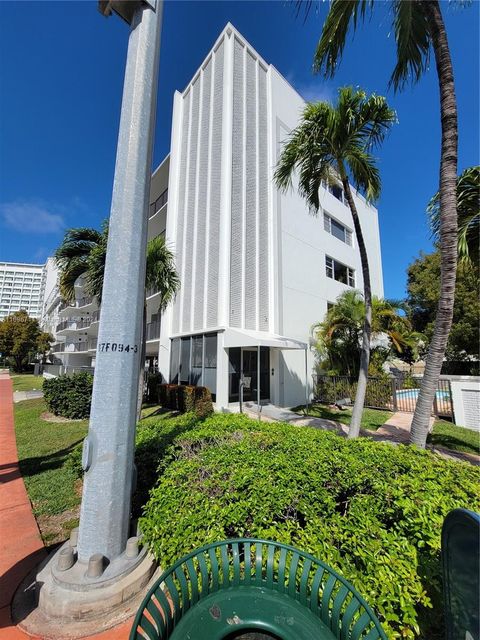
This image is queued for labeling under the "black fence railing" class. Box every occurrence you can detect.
[313,374,453,418]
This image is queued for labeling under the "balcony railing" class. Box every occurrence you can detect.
[65,342,89,352]
[146,320,161,341]
[88,338,98,351]
[77,296,93,307]
[51,343,65,353]
[56,320,74,332]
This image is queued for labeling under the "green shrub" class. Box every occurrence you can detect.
[138,413,480,640]
[43,372,93,419]
[158,383,213,418]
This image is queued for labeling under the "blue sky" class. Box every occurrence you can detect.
[0,0,478,300]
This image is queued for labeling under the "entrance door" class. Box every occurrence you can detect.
[228,347,270,403]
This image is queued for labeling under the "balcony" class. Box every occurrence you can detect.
[51,343,65,353]
[56,317,93,333]
[77,296,93,307]
[64,342,89,353]
[146,320,161,341]
[88,338,97,351]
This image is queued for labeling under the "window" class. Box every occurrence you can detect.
[321,180,344,203]
[325,256,355,287]
[324,213,352,246]
[169,333,217,399]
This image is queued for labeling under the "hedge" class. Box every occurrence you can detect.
[158,383,213,418]
[43,372,93,419]
[138,413,480,640]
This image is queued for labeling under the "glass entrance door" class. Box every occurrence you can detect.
[228,347,270,403]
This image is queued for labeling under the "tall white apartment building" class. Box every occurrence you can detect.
[152,24,384,410]
[0,262,45,320]
[40,24,384,409]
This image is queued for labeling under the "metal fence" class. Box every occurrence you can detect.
[313,374,453,418]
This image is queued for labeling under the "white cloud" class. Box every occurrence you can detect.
[0,200,65,234]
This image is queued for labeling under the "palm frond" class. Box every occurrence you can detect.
[146,235,180,312]
[313,0,373,77]
[428,165,479,263]
[58,259,88,303]
[390,0,431,90]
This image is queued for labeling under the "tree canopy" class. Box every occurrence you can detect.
[313,290,422,378]
[406,251,479,369]
[0,310,53,372]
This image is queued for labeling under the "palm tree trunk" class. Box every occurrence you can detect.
[340,171,372,439]
[410,0,458,448]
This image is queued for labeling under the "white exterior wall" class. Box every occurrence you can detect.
[270,68,384,407]
[158,24,385,410]
[449,378,480,431]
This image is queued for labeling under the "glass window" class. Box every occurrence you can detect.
[325,256,355,288]
[324,213,352,246]
[203,333,217,400]
[179,337,190,385]
[191,335,203,385]
[169,338,180,384]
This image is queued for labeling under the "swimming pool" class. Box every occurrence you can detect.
[397,389,450,400]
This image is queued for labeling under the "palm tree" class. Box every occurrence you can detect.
[55,223,108,303]
[429,166,479,266]
[275,87,396,438]
[308,0,460,448]
[55,224,180,413]
[313,290,422,378]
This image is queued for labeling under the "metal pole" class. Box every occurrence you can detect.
[77,0,163,564]
[257,345,260,420]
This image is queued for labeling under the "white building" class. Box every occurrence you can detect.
[0,262,45,320]
[152,24,384,410]
[40,24,384,409]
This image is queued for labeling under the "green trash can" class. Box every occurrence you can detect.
[130,539,386,640]
[442,509,480,640]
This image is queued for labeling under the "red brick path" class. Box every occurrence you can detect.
[0,372,133,639]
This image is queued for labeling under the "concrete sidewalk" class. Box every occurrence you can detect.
[13,390,44,403]
[0,372,133,639]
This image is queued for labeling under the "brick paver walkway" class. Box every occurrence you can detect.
[0,372,133,639]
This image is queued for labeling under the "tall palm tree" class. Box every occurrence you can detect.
[308,0,460,447]
[429,166,479,266]
[275,87,396,438]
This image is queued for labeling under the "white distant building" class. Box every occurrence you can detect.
[0,262,45,320]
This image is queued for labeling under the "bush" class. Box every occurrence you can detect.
[158,383,213,417]
[43,372,93,419]
[138,413,480,640]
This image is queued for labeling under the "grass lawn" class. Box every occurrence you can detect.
[11,373,44,391]
[428,419,480,456]
[293,402,393,431]
[14,398,88,544]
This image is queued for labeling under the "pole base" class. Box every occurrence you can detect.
[13,541,158,638]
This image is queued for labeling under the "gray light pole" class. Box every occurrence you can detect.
[32,0,163,625]
[77,0,163,564]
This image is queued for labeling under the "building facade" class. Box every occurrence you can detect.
[38,24,384,410]
[0,262,45,321]
[153,24,384,410]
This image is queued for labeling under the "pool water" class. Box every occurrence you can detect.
[397,389,450,400]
